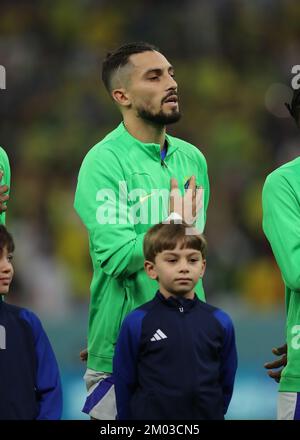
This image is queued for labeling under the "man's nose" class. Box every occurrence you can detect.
[166,75,178,91]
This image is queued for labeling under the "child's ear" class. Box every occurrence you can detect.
[144,260,158,280]
[200,259,206,278]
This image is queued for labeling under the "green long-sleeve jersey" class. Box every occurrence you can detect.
[0,147,10,225]
[262,156,300,392]
[74,122,210,373]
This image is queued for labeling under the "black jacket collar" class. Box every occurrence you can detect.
[156,290,198,312]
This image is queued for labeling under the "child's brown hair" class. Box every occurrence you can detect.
[0,225,14,256]
[143,222,207,262]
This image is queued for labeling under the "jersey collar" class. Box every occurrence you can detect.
[117,122,178,161]
[156,290,198,311]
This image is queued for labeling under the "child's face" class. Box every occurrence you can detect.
[0,246,14,295]
[144,244,206,299]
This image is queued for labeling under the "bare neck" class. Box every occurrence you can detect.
[159,285,195,300]
[123,114,166,150]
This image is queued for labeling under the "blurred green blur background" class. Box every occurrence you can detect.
[1,0,299,419]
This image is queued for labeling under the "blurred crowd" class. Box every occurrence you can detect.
[1,0,300,318]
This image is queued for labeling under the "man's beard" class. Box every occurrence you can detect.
[137,106,181,125]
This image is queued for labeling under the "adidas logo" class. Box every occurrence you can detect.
[150,329,167,342]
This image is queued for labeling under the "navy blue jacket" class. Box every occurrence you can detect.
[0,297,63,419]
[113,291,237,420]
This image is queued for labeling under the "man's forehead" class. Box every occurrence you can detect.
[129,50,172,72]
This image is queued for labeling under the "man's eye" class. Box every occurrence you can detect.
[149,76,159,80]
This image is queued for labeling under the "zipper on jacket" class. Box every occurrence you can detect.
[161,159,168,168]
[179,306,184,313]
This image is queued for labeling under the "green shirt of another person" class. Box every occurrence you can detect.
[0,147,10,224]
[74,42,209,377]
[262,88,300,419]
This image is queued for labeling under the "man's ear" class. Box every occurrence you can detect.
[144,260,158,280]
[111,88,131,107]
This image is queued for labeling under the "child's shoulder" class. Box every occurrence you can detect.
[122,297,157,327]
[3,302,42,329]
[197,299,234,329]
[3,301,28,319]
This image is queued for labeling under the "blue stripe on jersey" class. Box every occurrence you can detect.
[113,308,146,419]
[82,375,114,414]
[213,309,238,414]
[19,309,63,419]
[294,393,300,420]
[161,143,167,160]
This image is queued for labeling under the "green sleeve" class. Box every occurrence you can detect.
[201,156,209,300]
[203,155,210,227]
[74,147,145,280]
[0,147,11,225]
[262,171,300,292]
[195,149,209,233]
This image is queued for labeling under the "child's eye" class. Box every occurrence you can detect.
[190,259,199,263]
[167,259,177,263]
[7,254,13,261]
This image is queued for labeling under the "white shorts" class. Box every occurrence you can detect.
[82,369,117,420]
[277,392,300,420]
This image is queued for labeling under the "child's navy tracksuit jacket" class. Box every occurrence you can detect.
[0,297,62,419]
[113,291,237,420]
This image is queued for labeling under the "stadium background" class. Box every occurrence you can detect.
[0,0,299,419]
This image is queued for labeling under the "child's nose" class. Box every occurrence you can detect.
[2,263,11,272]
[179,262,189,272]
